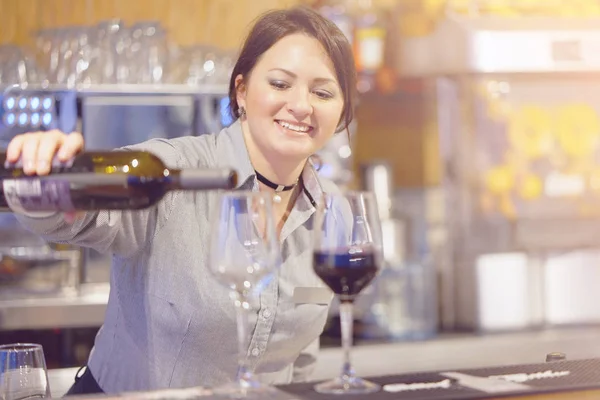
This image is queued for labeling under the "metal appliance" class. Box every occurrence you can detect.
[394,9,600,331]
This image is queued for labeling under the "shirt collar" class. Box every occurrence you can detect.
[298,158,324,211]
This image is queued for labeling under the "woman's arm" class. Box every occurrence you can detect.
[12,138,184,258]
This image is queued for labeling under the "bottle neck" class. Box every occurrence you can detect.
[165,168,238,191]
[165,170,182,191]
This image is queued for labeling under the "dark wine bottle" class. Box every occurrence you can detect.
[0,150,237,212]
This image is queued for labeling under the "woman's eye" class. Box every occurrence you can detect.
[270,81,289,90]
[314,90,334,100]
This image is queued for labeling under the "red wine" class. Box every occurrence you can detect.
[0,151,237,212]
[313,248,379,303]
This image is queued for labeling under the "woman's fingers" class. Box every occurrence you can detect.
[36,132,64,175]
[58,131,84,161]
[20,133,42,175]
[5,130,85,175]
[5,134,26,164]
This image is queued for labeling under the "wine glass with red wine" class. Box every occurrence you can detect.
[312,191,383,395]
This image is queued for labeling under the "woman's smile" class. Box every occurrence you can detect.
[274,119,315,136]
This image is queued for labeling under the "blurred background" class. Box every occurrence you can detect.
[2,0,600,371]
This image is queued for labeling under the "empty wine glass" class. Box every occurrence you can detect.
[0,343,51,400]
[209,191,280,398]
[312,191,383,395]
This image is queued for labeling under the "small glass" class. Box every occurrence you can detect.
[312,191,383,395]
[0,343,51,400]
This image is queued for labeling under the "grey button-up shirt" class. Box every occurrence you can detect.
[14,120,339,394]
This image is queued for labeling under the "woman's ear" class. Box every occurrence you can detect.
[235,74,246,110]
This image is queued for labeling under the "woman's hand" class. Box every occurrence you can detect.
[6,130,85,222]
[6,130,84,176]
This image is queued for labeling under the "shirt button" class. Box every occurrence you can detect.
[251,348,260,357]
[262,309,272,319]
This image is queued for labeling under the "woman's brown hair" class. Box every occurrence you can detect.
[228,6,357,132]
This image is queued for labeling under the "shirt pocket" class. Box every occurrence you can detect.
[290,297,329,354]
[280,285,331,355]
[272,249,332,357]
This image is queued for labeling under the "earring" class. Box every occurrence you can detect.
[238,106,246,118]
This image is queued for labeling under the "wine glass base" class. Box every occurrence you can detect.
[314,375,381,395]
[212,378,289,399]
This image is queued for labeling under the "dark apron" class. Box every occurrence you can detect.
[65,366,104,396]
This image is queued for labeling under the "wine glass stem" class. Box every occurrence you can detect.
[234,293,252,381]
[339,301,356,379]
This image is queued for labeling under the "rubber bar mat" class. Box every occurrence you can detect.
[277,358,600,399]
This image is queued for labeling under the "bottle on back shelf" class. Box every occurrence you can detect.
[318,0,355,44]
[354,0,388,93]
[0,150,237,212]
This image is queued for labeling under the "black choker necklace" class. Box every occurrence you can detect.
[255,170,297,192]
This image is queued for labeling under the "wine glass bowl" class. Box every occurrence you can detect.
[312,191,383,395]
[211,192,278,294]
[313,246,379,303]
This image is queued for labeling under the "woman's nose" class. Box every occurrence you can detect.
[286,88,313,117]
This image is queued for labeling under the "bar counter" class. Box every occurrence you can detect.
[48,325,600,399]
[50,359,600,400]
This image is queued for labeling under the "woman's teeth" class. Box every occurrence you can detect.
[277,120,310,133]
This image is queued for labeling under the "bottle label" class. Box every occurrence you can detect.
[3,179,75,212]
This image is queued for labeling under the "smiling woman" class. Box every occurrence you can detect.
[228,7,357,231]
[6,5,359,396]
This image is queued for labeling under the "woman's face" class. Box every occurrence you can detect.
[236,33,345,163]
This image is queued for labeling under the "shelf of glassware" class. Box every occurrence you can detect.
[0,83,230,97]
